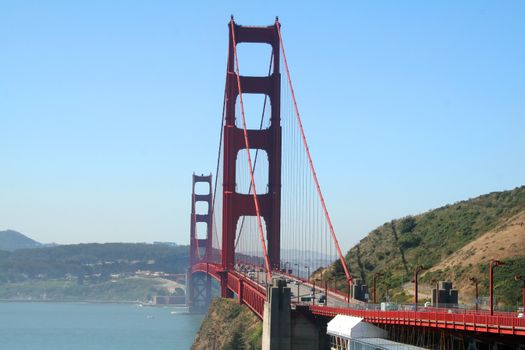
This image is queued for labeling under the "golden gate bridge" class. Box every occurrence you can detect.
[187,17,525,349]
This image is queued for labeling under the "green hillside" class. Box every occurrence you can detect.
[0,243,189,301]
[323,186,525,306]
[0,243,188,282]
[0,230,42,251]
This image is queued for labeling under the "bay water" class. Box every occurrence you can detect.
[0,302,203,350]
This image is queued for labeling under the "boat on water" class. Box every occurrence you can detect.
[170,305,191,314]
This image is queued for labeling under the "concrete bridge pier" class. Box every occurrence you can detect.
[291,306,329,350]
[263,278,329,350]
[263,278,291,350]
[187,269,211,313]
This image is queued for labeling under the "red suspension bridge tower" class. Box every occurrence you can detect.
[221,19,282,296]
[188,174,213,311]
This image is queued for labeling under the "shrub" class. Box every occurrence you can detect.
[399,233,421,249]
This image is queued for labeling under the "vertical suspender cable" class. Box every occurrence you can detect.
[211,63,230,254]
[276,20,352,284]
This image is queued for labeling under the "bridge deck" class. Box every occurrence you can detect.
[192,262,525,336]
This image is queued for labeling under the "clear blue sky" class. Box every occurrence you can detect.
[1,1,524,250]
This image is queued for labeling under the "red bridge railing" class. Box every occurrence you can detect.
[192,262,266,318]
[309,305,525,336]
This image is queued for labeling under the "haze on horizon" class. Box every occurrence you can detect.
[1,1,524,251]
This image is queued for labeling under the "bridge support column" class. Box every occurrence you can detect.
[291,306,329,350]
[263,278,291,350]
[188,271,211,313]
[219,271,232,298]
[239,278,244,305]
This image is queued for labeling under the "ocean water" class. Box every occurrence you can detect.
[0,302,203,350]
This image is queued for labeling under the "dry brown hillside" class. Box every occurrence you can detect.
[426,210,525,303]
[430,210,525,272]
[325,186,525,306]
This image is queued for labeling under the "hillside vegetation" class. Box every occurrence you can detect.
[324,186,525,306]
[192,298,262,350]
[0,277,181,302]
[0,243,189,301]
[0,243,188,282]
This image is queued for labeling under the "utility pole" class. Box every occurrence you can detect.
[373,272,383,304]
[515,275,525,309]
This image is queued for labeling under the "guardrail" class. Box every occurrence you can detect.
[337,302,523,316]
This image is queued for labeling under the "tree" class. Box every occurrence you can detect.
[226,330,246,350]
[399,216,417,234]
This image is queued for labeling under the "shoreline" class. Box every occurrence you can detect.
[0,299,199,315]
[0,298,190,306]
[0,299,146,304]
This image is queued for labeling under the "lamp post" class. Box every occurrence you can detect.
[489,259,506,316]
[347,279,351,305]
[305,265,311,281]
[414,265,427,310]
[324,279,329,306]
[515,275,525,309]
[312,278,319,305]
[373,272,383,304]
[283,261,291,275]
[346,275,355,305]
[322,278,336,306]
[296,281,300,303]
[469,277,479,311]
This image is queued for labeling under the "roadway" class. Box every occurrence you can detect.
[236,266,356,308]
